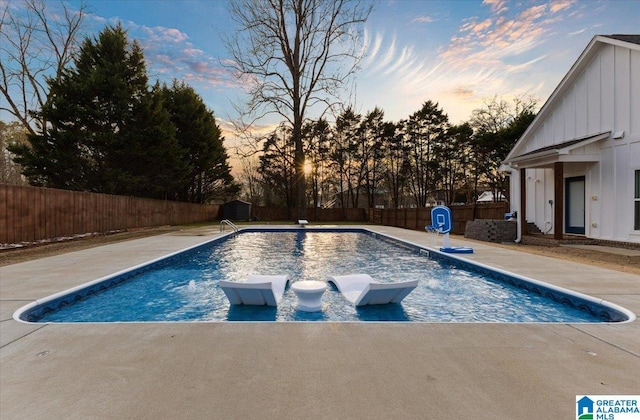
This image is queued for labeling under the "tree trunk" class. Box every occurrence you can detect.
[293,120,306,220]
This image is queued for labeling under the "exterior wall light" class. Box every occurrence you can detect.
[613,131,625,139]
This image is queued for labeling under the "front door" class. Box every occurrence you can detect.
[565,176,585,234]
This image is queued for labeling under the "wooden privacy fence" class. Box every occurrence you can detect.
[369,203,510,234]
[251,203,509,235]
[251,206,367,222]
[1,183,509,244]
[0,184,219,244]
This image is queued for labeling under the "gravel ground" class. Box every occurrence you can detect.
[484,240,640,275]
[1,225,639,275]
[0,226,184,267]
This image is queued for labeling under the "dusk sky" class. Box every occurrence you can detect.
[4,0,640,162]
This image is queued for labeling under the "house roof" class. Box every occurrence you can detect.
[504,34,640,165]
[603,34,640,45]
[476,191,505,202]
[506,131,610,167]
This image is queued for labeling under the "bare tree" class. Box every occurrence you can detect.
[0,0,86,134]
[238,156,264,205]
[469,94,538,204]
[225,0,372,218]
[469,94,538,134]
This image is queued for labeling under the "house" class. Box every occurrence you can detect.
[503,35,640,243]
[476,191,505,203]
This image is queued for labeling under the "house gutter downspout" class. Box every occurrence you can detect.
[516,165,526,244]
[514,166,522,243]
[501,162,522,243]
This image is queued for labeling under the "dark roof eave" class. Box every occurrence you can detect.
[602,34,640,45]
[504,131,610,167]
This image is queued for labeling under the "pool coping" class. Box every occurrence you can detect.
[1,224,639,419]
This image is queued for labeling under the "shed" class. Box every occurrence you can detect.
[221,200,252,221]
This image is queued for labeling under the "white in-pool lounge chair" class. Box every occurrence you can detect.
[327,274,418,306]
[219,275,290,306]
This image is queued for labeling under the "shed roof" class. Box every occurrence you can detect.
[223,199,251,205]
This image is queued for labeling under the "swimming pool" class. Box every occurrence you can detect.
[16,228,632,323]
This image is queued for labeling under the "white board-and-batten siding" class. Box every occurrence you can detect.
[508,38,640,242]
[521,43,638,156]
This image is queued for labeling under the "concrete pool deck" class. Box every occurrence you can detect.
[1,225,638,419]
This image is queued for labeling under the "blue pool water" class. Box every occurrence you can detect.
[20,228,629,323]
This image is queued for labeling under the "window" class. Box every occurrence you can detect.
[635,170,640,230]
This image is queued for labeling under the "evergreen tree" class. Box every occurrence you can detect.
[382,121,409,209]
[160,81,238,203]
[123,84,185,199]
[360,108,388,208]
[331,107,362,208]
[436,123,473,205]
[259,125,296,207]
[9,24,182,199]
[302,118,331,209]
[404,101,449,207]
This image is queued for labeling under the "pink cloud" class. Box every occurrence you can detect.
[444,0,579,68]
[155,55,173,65]
[519,4,546,21]
[182,48,204,58]
[424,0,582,109]
[116,21,242,91]
[482,0,508,14]
[473,19,493,32]
[460,18,492,34]
[142,26,189,44]
[550,0,576,13]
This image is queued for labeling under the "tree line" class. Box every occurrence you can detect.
[224,0,537,211]
[2,0,536,210]
[2,11,238,202]
[240,96,536,209]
